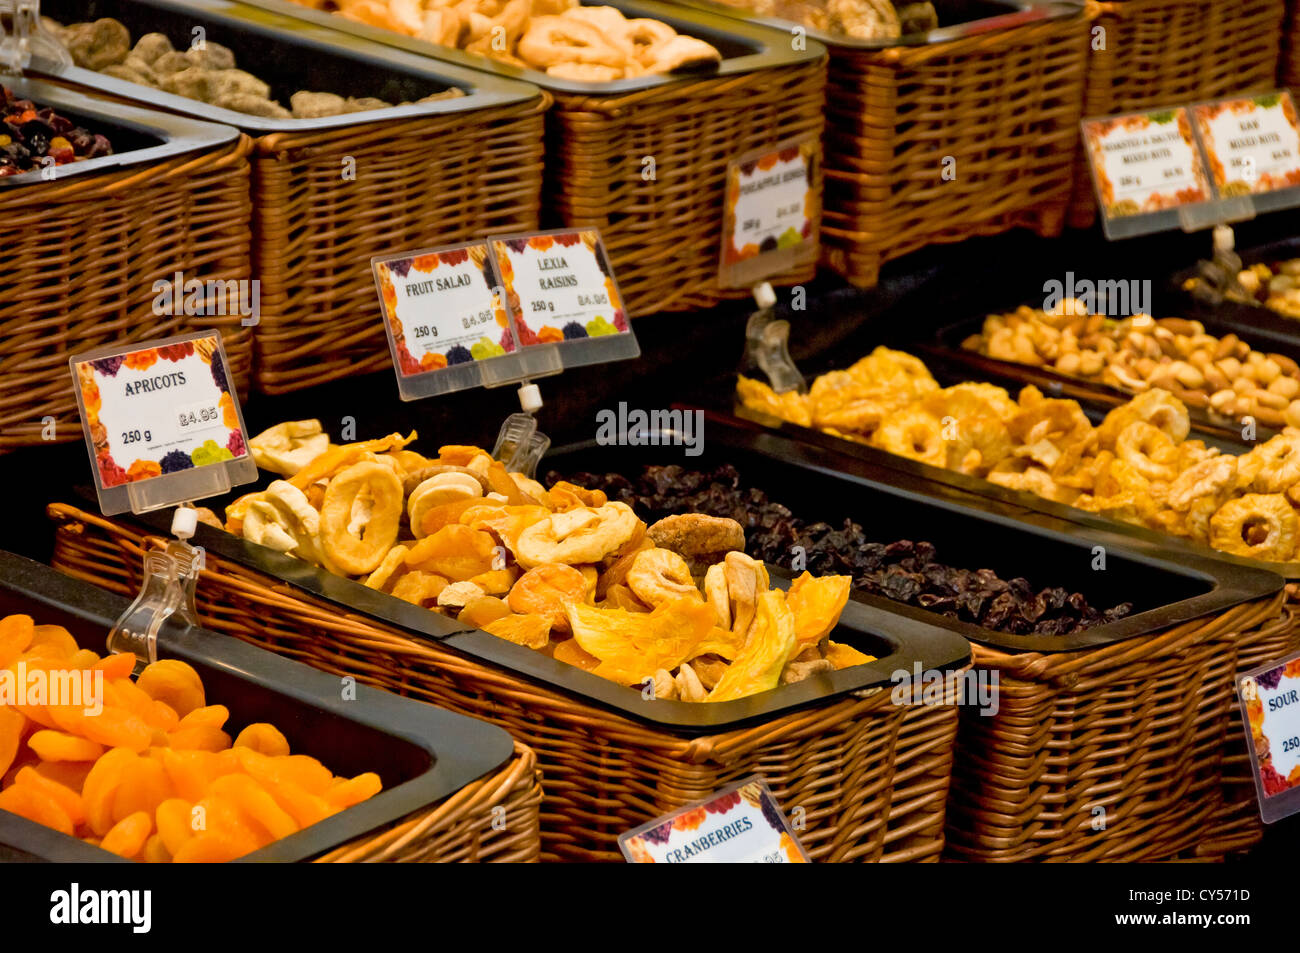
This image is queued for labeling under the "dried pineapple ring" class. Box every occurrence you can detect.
[872,407,946,467]
[408,472,484,538]
[319,461,403,575]
[626,548,703,607]
[515,502,641,568]
[508,564,588,632]
[1210,494,1298,561]
[1115,421,1179,482]
[1245,433,1300,494]
[1168,455,1236,511]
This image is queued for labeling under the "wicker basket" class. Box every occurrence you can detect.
[47,504,959,863]
[0,137,254,450]
[547,64,826,317]
[316,740,543,862]
[1068,0,1286,229]
[1285,0,1300,90]
[818,6,1091,288]
[946,592,1290,861]
[250,101,547,393]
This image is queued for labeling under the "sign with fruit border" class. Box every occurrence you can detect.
[1192,92,1300,197]
[719,137,820,288]
[1238,650,1300,823]
[619,776,809,863]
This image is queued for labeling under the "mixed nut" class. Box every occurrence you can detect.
[49,17,461,120]
[1184,257,1300,321]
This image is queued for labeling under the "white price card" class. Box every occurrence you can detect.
[1239,651,1300,823]
[373,241,514,377]
[719,138,819,288]
[70,331,256,515]
[1192,91,1300,196]
[1082,107,1213,220]
[619,777,809,864]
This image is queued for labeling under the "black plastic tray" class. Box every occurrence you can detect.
[0,73,238,187]
[0,551,514,863]
[663,0,1075,51]
[89,491,970,733]
[37,0,541,133]
[228,0,826,94]
[1170,236,1300,359]
[542,412,1283,652]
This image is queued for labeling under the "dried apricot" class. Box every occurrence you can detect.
[27,625,78,659]
[159,749,220,802]
[143,833,172,864]
[136,659,206,718]
[552,638,601,673]
[101,810,152,858]
[14,766,85,827]
[483,613,551,649]
[82,747,138,836]
[92,652,138,681]
[0,782,73,835]
[324,772,382,809]
[112,757,173,824]
[418,496,486,537]
[233,723,290,758]
[258,775,334,829]
[27,729,104,763]
[32,759,94,793]
[172,831,252,863]
[405,525,497,581]
[389,570,448,607]
[0,614,34,668]
[67,649,101,669]
[507,564,588,633]
[155,798,197,855]
[167,725,231,752]
[78,707,152,753]
[176,704,229,731]
[194,793,267,853]
[468,568,518,596]
[0,706,24,777]
[457,596,512,629]
[210,774,298,840]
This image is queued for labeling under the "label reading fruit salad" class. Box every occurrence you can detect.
[70,331,256,516]
[1082,108,1212,220]
[373,241,514,376]
[619,776,809,864]
[490,230,628,347]
[1193,92,1300,197]
[1239,652,1300,823]
[719,138,819,288]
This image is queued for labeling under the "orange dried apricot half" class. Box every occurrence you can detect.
[136,659,206,718]
[27,729,104,763]
[101,810,152,859]
[233,723,290,758]
[507,564,587,633]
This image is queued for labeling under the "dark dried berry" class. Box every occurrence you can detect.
[160,450,193,474]
[562,321,588,340]
[446,345,473,365]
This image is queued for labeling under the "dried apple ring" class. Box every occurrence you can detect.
[508,564,588,632]
[626,548,702,607]
[516,502,641,568]
[319,461,403,575]
[1115,421,1179,482]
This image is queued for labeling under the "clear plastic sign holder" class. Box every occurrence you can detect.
[741,282,806,395]
[69,331,255,667]
[1237,650,1300,824]
[0,0,70,74]
[1084,92,1300,241]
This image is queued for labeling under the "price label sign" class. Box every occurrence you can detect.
[70,331,256,515]
[619,777,809,864]
[1239,652,1300,823]
[1082,108,1212,222]
[1192,91,1300,197]
[374,241,514,378]
[719,138,819,288]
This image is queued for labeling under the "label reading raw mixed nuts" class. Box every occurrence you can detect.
[373,241,514,376]
[721,140,817,269]
[71,332,247,491]
[490,230,628,346]
[1082,108,1212,218]
[619,776,808,864]
[1193,92,1300,197]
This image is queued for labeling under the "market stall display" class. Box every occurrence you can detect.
[0,75,251,451]
[233,0,827,317]
[0,85,113,174]
[1069,0,1285,228]
[0,553,542,862]
[35,0,546,394]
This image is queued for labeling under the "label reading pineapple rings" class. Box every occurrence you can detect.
[719,137,819,289]
[1238,650,1300,823]
[619,776,809,864]
[70,331,256,516]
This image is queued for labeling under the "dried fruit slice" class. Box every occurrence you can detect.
[825,641,875,670]
[785,572,852,648]
[233,723,290,758]
[507,564,587,632]
[0,782,74,835]
[323,772,382,810]
[101,810,153,859]
[82,747,139,836]
[209,774,299,841]
[27,625,78,659]
[708,591,798,702]
[0,614,35,668]
[13,766,85,827]
[111,756,173,824]
[136,659,206,718]
[0,706,25,778]
[483,614,551,649]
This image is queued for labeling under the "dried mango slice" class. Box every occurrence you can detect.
[708,591,799,702]
[552,638,601,673]
[0,614,35,668]
[101,810,152,859]
[137,659,206,718]
[483,614,551,649]
[825,641,876,670]
[786,572,852,648]
[233,723,290,758]
[507,564,588,632]
[288,431,417,490]
[568,598,724,685]
[27,729,104,763]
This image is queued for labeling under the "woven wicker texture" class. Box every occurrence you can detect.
[946,592,1289,862]
[46,505,959,863]
[819,9,1090,288]
[252,98,548,394]
[316,741,543,862]
[547,62,826,317]
[1069,0,1286,228]
[0,137,254,449]
[1285,0,1300,89]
